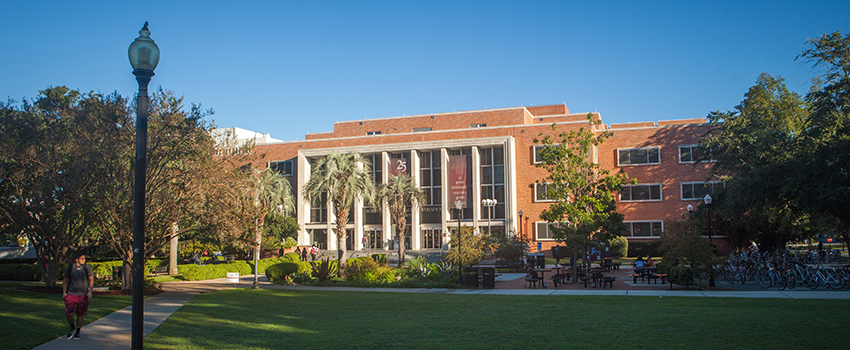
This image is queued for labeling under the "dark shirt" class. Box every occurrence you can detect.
[65,263,93,295]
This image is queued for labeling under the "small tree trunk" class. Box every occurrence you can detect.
[169,223,179,275]
[121,258,132,290]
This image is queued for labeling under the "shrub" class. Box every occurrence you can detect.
[403,256,431,279]
[178,261,253,281]
[266,261,311,282]
[0,264,40,281]
[282,252,301,263]
[346,257,380,281]
[371,254,388,266]
[609,236,628,258]
[312,258,338,282]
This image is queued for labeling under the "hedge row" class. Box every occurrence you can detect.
[627,240,662,257]
[177,257,297,281]
[0,259,169,282]
[0,264,40,281]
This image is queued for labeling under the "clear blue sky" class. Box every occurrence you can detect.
[2,1,847,142]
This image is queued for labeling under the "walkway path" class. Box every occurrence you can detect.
[30,268,850,350]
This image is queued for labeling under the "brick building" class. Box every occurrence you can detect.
[247,104,714,253]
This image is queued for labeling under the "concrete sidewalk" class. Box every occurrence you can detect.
[30,272,850,350]
[32,274,272,350]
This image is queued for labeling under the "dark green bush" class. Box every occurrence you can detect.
[628,240,662,257]
[312,258,338,281]
[609,236,629,258]
[282,252,301,263]
[179,261,253,281]
[0,264,40,281]
[371,254,387,266]
[266,262,311,282]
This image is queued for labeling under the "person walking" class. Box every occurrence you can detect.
[62,251,94,340]
[310,244,318,261]
[294,246,302,260]
[300,246,308,261]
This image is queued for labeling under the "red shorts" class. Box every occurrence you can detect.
[64,294,89,316]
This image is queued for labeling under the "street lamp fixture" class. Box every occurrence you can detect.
[703,194,715,287]
[128,21,159,350]
[455,199,463,284]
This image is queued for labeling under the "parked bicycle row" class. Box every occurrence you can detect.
[722,250,849,291]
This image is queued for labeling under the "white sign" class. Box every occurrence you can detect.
[226,272,239,283]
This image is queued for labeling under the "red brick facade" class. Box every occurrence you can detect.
[252,104,713,253]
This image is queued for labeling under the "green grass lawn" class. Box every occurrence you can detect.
[0,289,132,350]
[144,289,849,350]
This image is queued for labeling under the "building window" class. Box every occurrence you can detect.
[419,150,442,223]
[533,145,553,164]
[618,147,660,166]
[413,127,432,132]
[534,183,557,202]
[366,131,381,135]
[479,146,505,220]
[535,222,563,240]
[681,182,720,200]
[620,184,662,202]
[269,160,293,176]
[470,123,487,128]
[421,228,442,249]
[623,221,663,237]
[679,145,713,163]
[309,192,328,223]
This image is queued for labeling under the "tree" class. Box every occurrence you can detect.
[377,174,424,266]
[445,225,490,269]
[534,115,630,282]
[303,152,376,269]
[0,87,127,287]
[245,168,295,267]
[91,88,219,289]
[792,31,850,233]
[699,73,810,250]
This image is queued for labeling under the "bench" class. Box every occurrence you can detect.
[601,276,616,288]
[525,277,540,288]
[495,260,525,273]
[628,273,645,284]
[579,277,593,287]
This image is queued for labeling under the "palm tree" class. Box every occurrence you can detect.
[303,152,376,268]
[247,168,295,288]
[378,174,425,266]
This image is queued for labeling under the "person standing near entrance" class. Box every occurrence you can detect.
[62,251,94,340]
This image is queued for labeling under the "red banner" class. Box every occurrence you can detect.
[389,158,409,176]
[448,155,468,207]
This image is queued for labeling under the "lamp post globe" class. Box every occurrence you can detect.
[128,21,159,350]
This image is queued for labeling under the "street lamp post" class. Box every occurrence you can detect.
[482,199,496,236]
[253,217,260,289]
[456,199,463,284]
[704,194,715,287]
[128,21,159,350]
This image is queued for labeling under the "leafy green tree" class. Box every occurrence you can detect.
[534,115,630,282]
[244,168,295,264]
[699,73,809,250]
[792,31,850,234]
[377,174,425,266]
[303,152,376,268]
[0,87,126,286]
[90,88,220,289]
[445,225,490,269]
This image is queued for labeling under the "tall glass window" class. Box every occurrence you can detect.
[419,150,442,223]
[479,146,505,220]
[363,153,382,224]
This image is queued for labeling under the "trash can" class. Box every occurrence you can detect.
[112,266,122,280]
[536,255,545,269]
[465,271,479,288]
[482,267,496,289]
